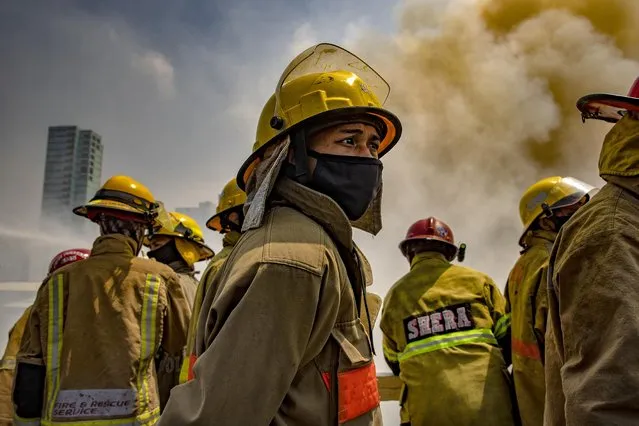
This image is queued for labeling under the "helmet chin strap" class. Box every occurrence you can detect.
[292,131,310,185]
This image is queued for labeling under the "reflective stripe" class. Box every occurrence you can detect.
[136,275,160,414]
[14,416,41,426]
[0,357,16,370]
[45,274,64,420]
[52,389,135,418]
[382,343,399,362]
[337,363,379,423]
[398,328,497,362]
[512,337,541,361]
[493,314,511,340]
[40,406,159,425]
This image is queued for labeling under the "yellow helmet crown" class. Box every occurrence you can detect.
[518,176,594,246]
[73,175,158,221]
[206,179,247,232]
[147,211,214,267]
[237,43,402,190]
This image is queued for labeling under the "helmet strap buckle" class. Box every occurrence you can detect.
[541,202,554,217]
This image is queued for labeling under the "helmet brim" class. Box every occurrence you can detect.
[236,106,402,191]
[577,93,639,123]
[206,205,244,232]
[73,199,149,219]
[399,236,457,255]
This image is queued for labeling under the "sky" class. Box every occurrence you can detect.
[1,0,638,422]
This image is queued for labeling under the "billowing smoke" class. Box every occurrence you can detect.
[353,0,639,287]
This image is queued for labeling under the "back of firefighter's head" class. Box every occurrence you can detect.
[206,179,247,234]
[518,176,595,247]
[236,44,402,222]
[48,248,91,275]
[145,211,214,269]
[399,217,460,264]
[72,175,160,252]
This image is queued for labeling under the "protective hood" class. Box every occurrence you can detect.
[242,135,383,236]
[599,115,639,196]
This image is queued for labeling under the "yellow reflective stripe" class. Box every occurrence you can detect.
[137,407,160,425]
[493,314,511,340]
[14,415,41,426]
[398,328,497,362]
[0,357,16,370]
[45,274,64,420]
[137,275,160,414]
[382,343,399,362]
[178,354,190,384]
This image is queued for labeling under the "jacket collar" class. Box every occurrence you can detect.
[222,231,241,247]
[411,251,449,268]
[90,234,140,258]
[521,229,557,251]
[599,115,639,198]
[274,177,353,250]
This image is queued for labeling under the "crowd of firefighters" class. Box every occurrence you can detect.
[0,42,638,426]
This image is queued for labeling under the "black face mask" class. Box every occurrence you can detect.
[147,240,181,265]
[306,150,382,221]
[552,214,573,230]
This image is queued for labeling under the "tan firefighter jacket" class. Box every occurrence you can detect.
[381,252,515,426]
[0,306,32,425]
[13,234,190,426]
[545,115,639,425]
[505,229,556,426]
[159,177,381,425]
[155,261,198,409]
[178,231,240,384]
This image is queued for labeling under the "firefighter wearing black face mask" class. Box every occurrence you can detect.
[160,43,402,425]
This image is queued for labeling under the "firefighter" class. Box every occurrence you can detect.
[145,210,215,307]
[505,176,593,426]
[160,43,402,425]
[0,249,90,426]
[178,178,246,384]
[381,217,515,426]
[144,210,214,408]
[545,78,639,425]
[12,175,190,425]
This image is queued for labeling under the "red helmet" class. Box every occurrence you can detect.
[577,76,639,123]
[399,217,458,259]
[48,248,91,274]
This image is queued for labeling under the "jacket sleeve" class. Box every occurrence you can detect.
[484,279,512,365]
[532,264,549,364]
[158,262,338,425]
[14,283,48,425]
[379,302,401,376]
[156,274,190,410]
[554,230,639,425]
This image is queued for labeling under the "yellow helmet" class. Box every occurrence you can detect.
[73,175,159,223]
[147,211,214,267]
[518,176,594,246]
[237,43,402,190]
[206,179,247,232]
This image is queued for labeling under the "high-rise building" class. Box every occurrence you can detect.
[41,126,104,227]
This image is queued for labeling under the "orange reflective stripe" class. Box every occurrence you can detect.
[337,363,379,423]
[512,337,541,360]
[186,354,197,381]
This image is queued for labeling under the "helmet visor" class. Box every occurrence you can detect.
[550,177,597,210]
[275,43,391,112]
